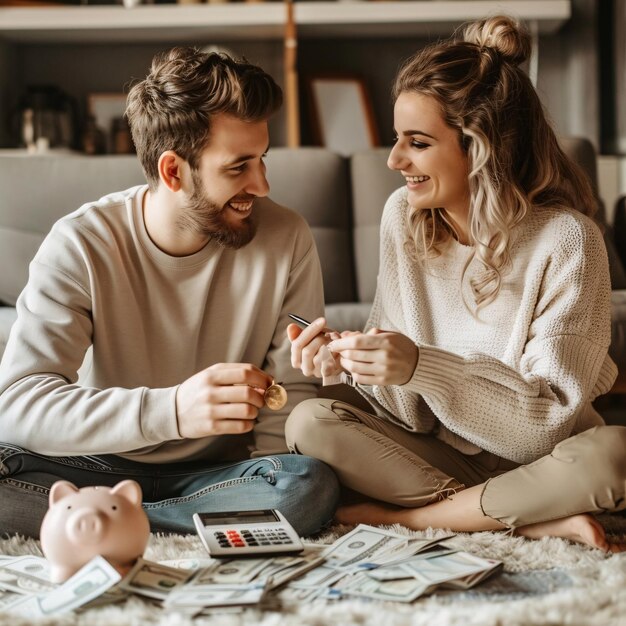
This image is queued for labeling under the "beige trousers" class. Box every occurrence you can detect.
[285,398,626,528]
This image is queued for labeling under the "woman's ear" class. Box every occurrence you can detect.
[157,150,184,192]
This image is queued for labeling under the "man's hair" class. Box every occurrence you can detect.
[126,47,282,188]
[393,15,597,313]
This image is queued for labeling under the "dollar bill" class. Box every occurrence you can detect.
[336,571,430,603]
[0,588,21,609]
[120,558,193,600]
[322,524,451,570]
[193,558,269,585]
[258,549,327,590]
[164,582,267,609]
[276,585,322,604]
[77,586,129,611]
[4,555,121,617]
[288,564,344,589]
[364,564,414,581]
[402,551,500,587]
[0,555,55,594]
[158,557,215,571]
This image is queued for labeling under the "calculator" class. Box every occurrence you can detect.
[192,509,304,557]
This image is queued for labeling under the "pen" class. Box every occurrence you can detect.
[288,313,311,327]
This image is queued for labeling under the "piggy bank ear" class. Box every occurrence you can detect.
[49,480,79,505]
[111,480,143,507]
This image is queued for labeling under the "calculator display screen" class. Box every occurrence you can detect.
[198,510,279,526]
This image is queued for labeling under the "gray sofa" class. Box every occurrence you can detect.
[1,139,626,394]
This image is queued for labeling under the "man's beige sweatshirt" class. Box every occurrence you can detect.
[0,186,324,463]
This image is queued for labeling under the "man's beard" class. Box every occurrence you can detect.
[178,170,257,249]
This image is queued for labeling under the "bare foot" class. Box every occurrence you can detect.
[335,502,410,527]
[517,513,626,553]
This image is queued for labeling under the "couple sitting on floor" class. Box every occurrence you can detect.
[0,16,625,552]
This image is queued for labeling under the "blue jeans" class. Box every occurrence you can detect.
[0,443,340,538]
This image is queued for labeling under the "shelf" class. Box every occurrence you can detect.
[0,1,571,44]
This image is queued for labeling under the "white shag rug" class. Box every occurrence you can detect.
[1,516,625,626]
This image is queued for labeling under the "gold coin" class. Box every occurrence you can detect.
[264,382,287,411]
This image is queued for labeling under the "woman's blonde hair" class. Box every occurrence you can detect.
[393,15,597,312]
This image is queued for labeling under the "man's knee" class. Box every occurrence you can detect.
[285,398,338,455]
[296,455,340,512]
[274,455,339,536]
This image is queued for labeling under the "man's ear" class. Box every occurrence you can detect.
[157,150,185,192]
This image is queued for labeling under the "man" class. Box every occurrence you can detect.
[0,47,339,538]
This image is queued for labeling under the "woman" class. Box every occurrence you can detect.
[286,15,626,552]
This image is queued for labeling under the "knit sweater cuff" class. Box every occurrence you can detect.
[403,345,465,402]
[140,386,181,443]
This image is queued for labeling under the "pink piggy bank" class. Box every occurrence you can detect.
[40,480,150,583]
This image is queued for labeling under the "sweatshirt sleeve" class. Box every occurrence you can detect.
[402,216,617,464]
[250,216,325,458]
[0,226,181,455]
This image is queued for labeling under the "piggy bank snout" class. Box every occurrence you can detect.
[67,507,106,546]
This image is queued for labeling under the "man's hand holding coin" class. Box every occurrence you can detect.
[176,363,275,439]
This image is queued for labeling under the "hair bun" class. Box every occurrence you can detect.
[463,15,531,66]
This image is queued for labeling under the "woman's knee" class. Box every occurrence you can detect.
[285,398,339,456]
[589,425,626,481]
[563,426,626,493]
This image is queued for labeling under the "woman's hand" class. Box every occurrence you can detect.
[327,328,419,386]
[288,317,342,378]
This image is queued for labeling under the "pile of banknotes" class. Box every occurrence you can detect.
[0,525,502,618]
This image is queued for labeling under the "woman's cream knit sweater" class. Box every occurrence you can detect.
[360,187,617,464]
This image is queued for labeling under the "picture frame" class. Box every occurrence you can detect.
[87,92,128,154]
[306,75,380,156]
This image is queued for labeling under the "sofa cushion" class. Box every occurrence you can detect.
[0,227,45,306]
[325,301,372,332]
[0,155,145,305]
[265,148,356,304]
[350,149,404,302]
